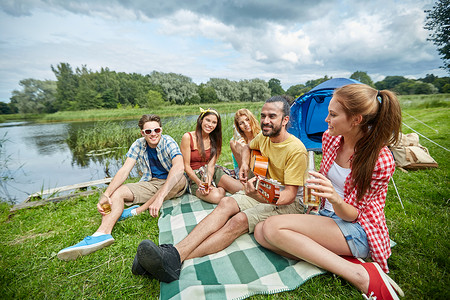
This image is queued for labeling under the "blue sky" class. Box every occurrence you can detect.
[0,0,446,102]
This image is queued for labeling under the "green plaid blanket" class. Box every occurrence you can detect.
[158,193,325,300]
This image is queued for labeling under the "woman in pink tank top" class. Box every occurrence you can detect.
[180,108,243,204]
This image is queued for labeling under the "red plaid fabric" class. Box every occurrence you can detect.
[319,130,394,273]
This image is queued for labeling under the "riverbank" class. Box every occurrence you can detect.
[0,102,264,123]
[40,102,265,123]
[0,105,449,299]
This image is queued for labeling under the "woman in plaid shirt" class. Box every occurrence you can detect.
[254,84,404,299]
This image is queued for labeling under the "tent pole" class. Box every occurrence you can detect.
[402,122,449,152]
[391,177,406,215]
[403,112,438,133]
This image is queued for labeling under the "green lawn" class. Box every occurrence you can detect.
[0,101,448,299]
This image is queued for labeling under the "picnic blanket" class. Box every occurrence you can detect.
[158,193,325,300]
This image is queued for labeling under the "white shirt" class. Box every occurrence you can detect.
[323,161,351,212]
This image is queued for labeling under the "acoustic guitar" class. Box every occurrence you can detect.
[249,150,284,204]
[255,177,285,204]
[249,150,268,177]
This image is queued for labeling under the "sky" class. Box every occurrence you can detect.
[0,0,446,102]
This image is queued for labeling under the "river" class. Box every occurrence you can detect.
[0,120,138,204]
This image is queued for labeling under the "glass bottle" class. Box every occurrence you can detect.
[201,165,210,190]
[101,194,112,214]
[303,151,320,206]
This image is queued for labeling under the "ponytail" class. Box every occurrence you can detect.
[334,84,402,201]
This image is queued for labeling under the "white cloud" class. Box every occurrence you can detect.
[0,0,447,101]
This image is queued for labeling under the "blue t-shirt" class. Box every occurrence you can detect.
[146,145,169,179]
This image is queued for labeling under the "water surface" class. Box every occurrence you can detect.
[0,120,133,204]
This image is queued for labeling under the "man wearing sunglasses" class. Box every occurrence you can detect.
[57,114,187,261]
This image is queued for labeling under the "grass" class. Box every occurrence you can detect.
[0,99,449,299]
[39,102,264,123]
[398,93,449,109]
[0,113,44,122]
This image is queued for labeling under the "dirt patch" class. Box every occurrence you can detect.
[8,230,54,245]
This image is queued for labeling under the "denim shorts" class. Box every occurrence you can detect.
[319,209,370,258]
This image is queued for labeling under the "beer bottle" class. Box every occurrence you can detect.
[303,151,320,206]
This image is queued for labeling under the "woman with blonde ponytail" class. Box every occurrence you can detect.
[253,84,404,299]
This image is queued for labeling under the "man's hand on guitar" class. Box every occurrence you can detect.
[239,164,249,184]
[243,177,259,198]
[244,177,275,204]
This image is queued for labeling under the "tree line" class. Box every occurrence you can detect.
[1,62,449,115]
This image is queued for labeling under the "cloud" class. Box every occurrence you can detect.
[1,0,331,25]
[150,0,440,70]
[0,0,446,101]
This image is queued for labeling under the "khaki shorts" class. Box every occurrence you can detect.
[232,190,306,233]
[125,176,187,205]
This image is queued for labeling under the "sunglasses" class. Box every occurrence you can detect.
[142,127,162,135]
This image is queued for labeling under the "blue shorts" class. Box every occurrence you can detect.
[319,209,370,258]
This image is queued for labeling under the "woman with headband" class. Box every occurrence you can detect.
[180,108,243,204]
[254,84,404,299]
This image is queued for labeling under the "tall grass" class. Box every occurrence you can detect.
[0,132,18,204]
[41,102,264,123]
[398,93,449,109]
[0,113,44,122]
[67,110,255,169]
[67,121,141,154]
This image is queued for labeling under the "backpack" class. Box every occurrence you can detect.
[389,133,438,170]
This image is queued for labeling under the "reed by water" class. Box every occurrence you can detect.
[67,106,257,168]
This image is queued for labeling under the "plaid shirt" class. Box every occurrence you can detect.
[126,135,182,182]
[319,130,394,273]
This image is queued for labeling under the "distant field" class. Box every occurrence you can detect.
[398,93,449,109]
[40,102,264,122]
[1,93,448,124]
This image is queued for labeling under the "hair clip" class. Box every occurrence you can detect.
[376,91,382,104]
